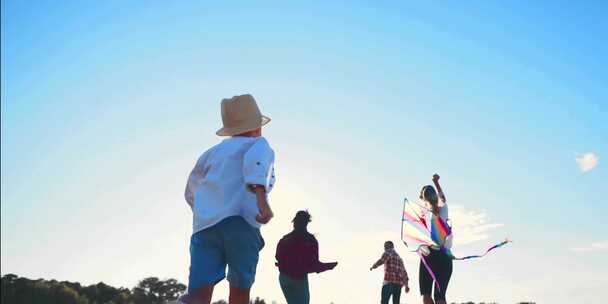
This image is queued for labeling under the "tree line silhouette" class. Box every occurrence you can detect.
[0,274,271,304]
[2,273,535,304]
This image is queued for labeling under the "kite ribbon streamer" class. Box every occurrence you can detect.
[449,239,511,260]
[418,250,441,292]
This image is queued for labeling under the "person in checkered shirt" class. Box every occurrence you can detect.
[370,241,410,304]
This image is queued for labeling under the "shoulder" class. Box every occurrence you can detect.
[388,250,400,259]
[277,235,286,245]
[244,137,275,162]
[306,233,318,244]
[249,137,274,154]
[277,235,290,249]
[203,140,230,158]
[195,146,216,165]
[281,231,300,242]
[395,252,403,261]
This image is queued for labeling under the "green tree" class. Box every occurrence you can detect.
[1,274,187,304]
[53,285,89,304]
[249,297,266,304]
[132,277,186,304]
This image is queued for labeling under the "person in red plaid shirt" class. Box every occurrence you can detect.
[370,241,410,304]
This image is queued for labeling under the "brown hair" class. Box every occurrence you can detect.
[420,185,440,215]
[384,241,394,250]
[292,210,312,232]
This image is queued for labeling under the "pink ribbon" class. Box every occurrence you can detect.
[418,250,441,292]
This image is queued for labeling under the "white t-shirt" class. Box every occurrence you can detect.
[422,201,453,252]
[185,136,276,233]
[435,202,449,222]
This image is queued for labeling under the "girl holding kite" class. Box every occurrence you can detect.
[418,174,452,304]
[401,174,510,304]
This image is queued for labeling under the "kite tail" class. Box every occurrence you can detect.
[418,251,441,292]
[448,239,511,260]
[420,239,511,292]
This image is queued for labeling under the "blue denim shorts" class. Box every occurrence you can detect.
[188,216,265,292]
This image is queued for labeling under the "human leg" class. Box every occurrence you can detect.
[223,217,264,303]
[419,258,434,304]
[432,252,453,304]
[391,283,402,304]
[381,284,391,304]
[228,287,250,304]
[279,274,309,304]
[182,284,214,304]
[299,277,310,304]
[186,225,226,304]
[279,273,294,303]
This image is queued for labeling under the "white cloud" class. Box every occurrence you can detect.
[576,152,599,172]
[570,240,608,252]
[448,205,504,245]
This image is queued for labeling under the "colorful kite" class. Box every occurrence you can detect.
[401,198,511,290]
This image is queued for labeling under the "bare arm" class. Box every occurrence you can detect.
[370,253,386,271]
[432,174,446,203]
[253,185,273,224]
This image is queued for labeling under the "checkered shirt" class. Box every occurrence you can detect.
[381,249,408,285]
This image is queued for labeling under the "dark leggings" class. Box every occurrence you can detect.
[419,248,453,301]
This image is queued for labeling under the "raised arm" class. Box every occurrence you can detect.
[432,174,446,203]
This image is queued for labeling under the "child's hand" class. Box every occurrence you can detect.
[256,203,273,224]
[432,174,440,183]
[253,185,273,224]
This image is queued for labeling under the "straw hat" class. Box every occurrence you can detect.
[216,94,271,136]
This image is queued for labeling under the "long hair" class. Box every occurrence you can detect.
[420,185,440,215]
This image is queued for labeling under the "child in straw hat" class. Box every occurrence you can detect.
[180,94,276,304]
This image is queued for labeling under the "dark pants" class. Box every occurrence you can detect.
[279,273,309,304]
[419,248,453,302]
[381,283,401,304]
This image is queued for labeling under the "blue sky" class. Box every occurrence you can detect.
[2,1,607,303]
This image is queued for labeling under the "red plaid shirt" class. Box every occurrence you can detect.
[377,249,408,285]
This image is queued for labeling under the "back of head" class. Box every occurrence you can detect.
[292,210,311,233]
[384,241,394,251]
[420,185,440,215]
